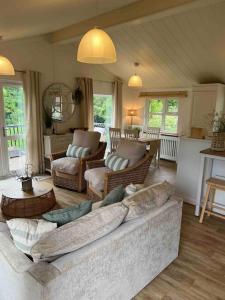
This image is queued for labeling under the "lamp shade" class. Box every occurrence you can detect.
[0,55,15,75]
[127,109,137,117]
[77,28,117,64]
[128,74,143,88]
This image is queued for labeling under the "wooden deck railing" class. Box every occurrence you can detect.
[5,124,26,157]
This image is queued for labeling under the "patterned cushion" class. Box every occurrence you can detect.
[42,201,92,226]
[31,203,128,262]
[6,219,57,255]
[66,144,90,158]
[51,157,80,175]
[105,153,129,171]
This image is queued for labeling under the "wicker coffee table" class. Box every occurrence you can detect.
[1,181,56,218]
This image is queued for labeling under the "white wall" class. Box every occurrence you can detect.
[122,85,192,135]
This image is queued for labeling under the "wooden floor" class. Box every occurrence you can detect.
[135,203,225,300]
[1,161,225,299]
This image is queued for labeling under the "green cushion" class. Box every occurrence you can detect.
[100,185,125,207]
[42,201,92,226]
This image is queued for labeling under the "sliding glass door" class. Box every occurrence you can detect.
[0,81,26,177]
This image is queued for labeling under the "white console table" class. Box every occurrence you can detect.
[195,148,225,216]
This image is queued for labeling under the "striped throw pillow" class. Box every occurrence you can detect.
[66,144,90,158]
[105,153,129,171]
[6,219,57,255]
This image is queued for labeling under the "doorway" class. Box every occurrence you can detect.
[93,94,113,143]
[0,82,26,177]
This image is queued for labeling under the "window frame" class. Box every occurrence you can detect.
[145,97,179,134]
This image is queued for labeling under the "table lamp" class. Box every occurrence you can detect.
[127,109,137,126]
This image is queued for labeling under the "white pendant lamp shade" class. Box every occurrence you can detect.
[0,55,15,75]
[77,28,117,64]
[128,74,143,88]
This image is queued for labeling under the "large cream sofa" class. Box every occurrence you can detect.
[0,196,182,300]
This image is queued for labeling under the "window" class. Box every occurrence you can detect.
[146,98,179,133]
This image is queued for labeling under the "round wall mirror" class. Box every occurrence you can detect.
[43,82,75,122]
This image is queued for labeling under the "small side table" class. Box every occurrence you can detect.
[1,181,56,218]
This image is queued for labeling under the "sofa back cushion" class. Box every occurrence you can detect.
[151,181,174,207]
[6,219,57,255]
[116,140,146,166]
[42,201,92,226]
[72,130,100,153]
[66,144,90,158]
[31,203,128,262]
[105,153,129,171]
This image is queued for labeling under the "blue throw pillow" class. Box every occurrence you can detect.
[42,201,92,226]
[100,185,125,207]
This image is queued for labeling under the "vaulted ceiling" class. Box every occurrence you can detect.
[0,0,136,40]
[2,0,225,89]
[101,0,225,88]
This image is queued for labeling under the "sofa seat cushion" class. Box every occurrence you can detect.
[31,203,128,262]
[42,201,92,226]
[116,140,146,166]
[72,130,100,154]
[6,219,57,255]
[51,157,80,175]
[84,167,111,191]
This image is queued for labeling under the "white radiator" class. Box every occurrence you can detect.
[160,135,179,162]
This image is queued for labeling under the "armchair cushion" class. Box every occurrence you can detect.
[84,167,111,192]
[72,130,101,153]
[116,140,146,166]
[51,157,80,175]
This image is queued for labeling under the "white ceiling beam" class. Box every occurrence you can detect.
[49,0,196,44]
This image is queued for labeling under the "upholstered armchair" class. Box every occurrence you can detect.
[51,130,107,192]
[85,140,158,201]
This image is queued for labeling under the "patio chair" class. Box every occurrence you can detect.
[84,139,158,201]
[124,129,139,140]
[51,130,107,192]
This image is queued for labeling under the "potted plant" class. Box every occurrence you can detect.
[211,112,225,151]
[17,164,33,192]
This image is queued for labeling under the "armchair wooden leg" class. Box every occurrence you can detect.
[199,185,211,224]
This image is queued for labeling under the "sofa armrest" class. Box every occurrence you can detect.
[86,159,105,169]
[51,151,67,161]
[0,232,33,273]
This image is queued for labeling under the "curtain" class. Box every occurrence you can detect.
[113,79,123,128]
[76,77,93,130]
[23,71,44,174]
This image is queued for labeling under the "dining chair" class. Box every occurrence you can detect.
[124,129,139,141]
[109,127,121,152]
[142,127,160,139]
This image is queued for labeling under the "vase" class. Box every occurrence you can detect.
[211,132,225,151]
